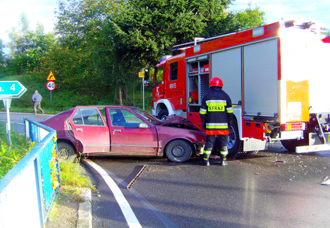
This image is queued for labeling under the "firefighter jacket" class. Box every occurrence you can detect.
[199,87,234,135]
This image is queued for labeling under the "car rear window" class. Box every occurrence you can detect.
[72,108,105,126]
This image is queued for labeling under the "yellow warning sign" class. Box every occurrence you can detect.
[47,71,56,81]
[139,72,145,78]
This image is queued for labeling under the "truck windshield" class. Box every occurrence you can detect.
[154,66,163,86]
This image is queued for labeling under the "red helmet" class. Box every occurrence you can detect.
[209,77,223,87]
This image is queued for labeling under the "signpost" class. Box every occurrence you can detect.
[139,72,145,110]
[46,71,56,101]
[0,81,27,98]
[0,81,27,146]
[138,68,149,111]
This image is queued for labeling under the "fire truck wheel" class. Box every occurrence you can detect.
[58,142,75,160]
[165,139,193,163]
[158,109,168,121]
[227,118,241,159]
[280,137,308,152]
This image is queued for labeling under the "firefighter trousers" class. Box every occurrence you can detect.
[203,135,228,156]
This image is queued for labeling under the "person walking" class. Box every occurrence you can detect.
[199,77,233,166]
[32,90,44,115]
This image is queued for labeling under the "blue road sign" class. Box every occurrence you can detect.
[0,81,27,98]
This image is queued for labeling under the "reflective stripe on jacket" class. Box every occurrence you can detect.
[199,87,233,135]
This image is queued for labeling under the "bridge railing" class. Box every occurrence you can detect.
[0,117,60,228]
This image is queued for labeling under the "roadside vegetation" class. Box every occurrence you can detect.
[0,122,36,179]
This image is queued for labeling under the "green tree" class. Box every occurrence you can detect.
[6,13,32,74]
[115,0,236,65]
[233,4,266,30]
[6,13,56,74]
[55,0,141,104]
[0,39,5,72]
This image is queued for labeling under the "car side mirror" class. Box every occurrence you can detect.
[138,122,149,128]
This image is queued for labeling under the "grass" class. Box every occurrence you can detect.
[0,122,36,179]
[59,159,95,196]
[0,73,154,114]
[47,159,95,224]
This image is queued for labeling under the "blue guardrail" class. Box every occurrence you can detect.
[0,118,60,228]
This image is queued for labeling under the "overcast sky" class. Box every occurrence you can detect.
[1,0,329,45]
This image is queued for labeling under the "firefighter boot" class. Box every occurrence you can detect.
[202,151,211,166]
[220,151,228,166]
[220,156,227,166]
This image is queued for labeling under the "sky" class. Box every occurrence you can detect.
[230,0,330,27]
[0,0,330,47]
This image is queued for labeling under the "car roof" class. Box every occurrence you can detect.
[75,105,136,109]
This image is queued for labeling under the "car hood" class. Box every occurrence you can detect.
[160,115,201,131]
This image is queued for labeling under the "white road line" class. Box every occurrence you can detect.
[84,159,142,228]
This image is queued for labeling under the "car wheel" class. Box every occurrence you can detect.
[158,109,168,121]
[165,140,193,163]
[57,142,75,160]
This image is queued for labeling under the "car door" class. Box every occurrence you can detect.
[107,107,158,155]
[69,106,110,153]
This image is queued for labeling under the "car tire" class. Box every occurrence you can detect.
[158,109,168,121]
[165,139,193,163]
[57,142,75,160]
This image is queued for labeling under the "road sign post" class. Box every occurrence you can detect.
[2,99,12,145]
[0,81,27,98]
[139,72,145,110]
[46,80,56,102]
[0,81,27,146]
[46,72,56,102]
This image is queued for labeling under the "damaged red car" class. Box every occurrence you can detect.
[41,106,206,162]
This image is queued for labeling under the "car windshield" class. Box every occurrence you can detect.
[133,107,162,125]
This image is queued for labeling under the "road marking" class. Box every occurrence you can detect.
[84,159,142,228]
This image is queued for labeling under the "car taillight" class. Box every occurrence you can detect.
[281,123,306,131]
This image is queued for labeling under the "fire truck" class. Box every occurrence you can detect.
[150,21,330,159]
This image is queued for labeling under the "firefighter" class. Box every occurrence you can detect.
[199,77,233,166]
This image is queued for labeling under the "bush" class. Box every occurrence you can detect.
[0,122,36,179]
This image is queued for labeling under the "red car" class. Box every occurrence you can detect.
[41,106,206,162]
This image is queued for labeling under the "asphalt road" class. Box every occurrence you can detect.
[2,112,330,227]
[86,143,330,228]
[0,111,52,133]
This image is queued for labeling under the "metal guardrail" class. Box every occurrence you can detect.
[0,118,60,228]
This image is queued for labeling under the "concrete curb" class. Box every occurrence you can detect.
[77,188,92,228]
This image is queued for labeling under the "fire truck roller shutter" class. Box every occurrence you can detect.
[211,47,241,105]
[243,39,278,117]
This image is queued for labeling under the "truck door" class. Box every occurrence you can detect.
[164,57,186,110]
[69,106,110,153]
[152,65,164,105]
